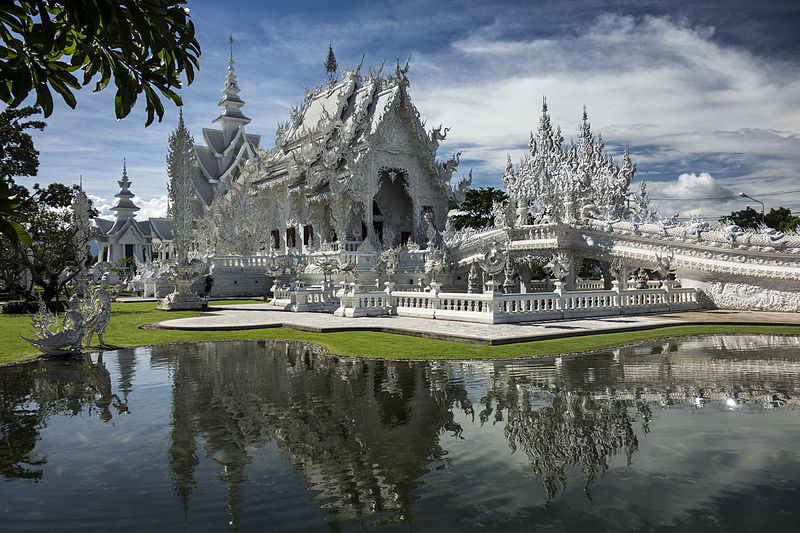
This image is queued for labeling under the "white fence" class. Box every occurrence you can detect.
[331,282,699,324]
[268,283,338,313]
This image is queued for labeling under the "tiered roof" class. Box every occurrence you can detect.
[95,162,172,244]
[192,37,260,206]
[110,159,139,218]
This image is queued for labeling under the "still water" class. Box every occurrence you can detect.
[2,335,800,532]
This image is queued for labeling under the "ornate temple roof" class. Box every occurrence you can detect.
[148,217,173,241]
[95,162,171,245]
[245,56,462,198]
[192,37,261,207]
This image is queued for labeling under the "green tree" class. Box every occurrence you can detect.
[721,206,800,232]
[0,106,44,245]
[1,182,97,301]
[451,187,508,230]
[764,207,800,232]
[0,0,200,126]
[720,206,762,229]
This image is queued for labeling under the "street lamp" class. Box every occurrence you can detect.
[738,192,765,220]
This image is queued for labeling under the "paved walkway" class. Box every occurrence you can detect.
[152,304,800,345]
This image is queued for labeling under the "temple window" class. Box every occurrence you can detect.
[286,227,297,248]
[271,229,280,249]
[303,225,313,246]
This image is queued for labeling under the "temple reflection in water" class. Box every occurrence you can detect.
[1,334,799,530]
[148,335,800,525]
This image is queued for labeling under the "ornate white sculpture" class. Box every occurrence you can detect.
[759,223,784,243]
[23,296,85,355]
[159,111,209,310]
[654,253,676,287]
[503,101,647,227]
[481,242,506,292]
[467,261,480,293]
[82,285,112,347]
[548,252,571,282]
[379,247,400,281]
[424,248,447,284]
[313,254,340,284]
[722,222,744,242]
[687,217,710,240]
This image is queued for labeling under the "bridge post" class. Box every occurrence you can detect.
[611,280,621,307]
[553,280,564,311]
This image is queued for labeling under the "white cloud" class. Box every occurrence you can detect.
[661,172,735,199]
[88,194,113,219]
[648,172,740,217]
[135,195,169,219]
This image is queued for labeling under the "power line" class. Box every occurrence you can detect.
[650,186,800,201]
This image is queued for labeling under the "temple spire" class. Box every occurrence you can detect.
[324,43,338,84]
[111,159,139,220]
[212,36,250,131]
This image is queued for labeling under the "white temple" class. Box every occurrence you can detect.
[192,45,468,258]
[93,42,800,317]
[94,161,174,265]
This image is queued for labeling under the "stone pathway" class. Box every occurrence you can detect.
[152,304,800,345]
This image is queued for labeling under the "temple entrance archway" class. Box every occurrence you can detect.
[374,167,412,246]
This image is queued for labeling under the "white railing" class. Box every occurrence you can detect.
[209,254,273,268]
[334,285,393,317]
[268,283,338,312]
[336,284,699,323]
[576,279,604,290]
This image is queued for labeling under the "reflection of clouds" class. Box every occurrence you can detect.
[0,354,127,481]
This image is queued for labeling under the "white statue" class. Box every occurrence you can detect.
[547,252,571,282]
[503,101,647,226]
[759,223,785,243]
[23,296,85,355]
[723,222,744,243]
[82,285,112,347]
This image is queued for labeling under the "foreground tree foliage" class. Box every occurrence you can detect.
[0,0,200,125]
[721,206,800,232]
[451,187,508,230]
[0,107,97,301]
[0,106,44,244]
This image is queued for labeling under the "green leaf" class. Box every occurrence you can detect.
[0,217,31,246]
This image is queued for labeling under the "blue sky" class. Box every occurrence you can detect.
[22,0,800,220]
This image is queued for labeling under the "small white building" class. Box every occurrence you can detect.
[94,162,173,266]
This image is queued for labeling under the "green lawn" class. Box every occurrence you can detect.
[2,300,799,365]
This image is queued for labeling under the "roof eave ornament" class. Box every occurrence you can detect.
[392,54,412,89]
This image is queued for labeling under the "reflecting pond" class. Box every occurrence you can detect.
[2,335,800,532]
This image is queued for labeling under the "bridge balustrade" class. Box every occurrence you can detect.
[331,285,699,323]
